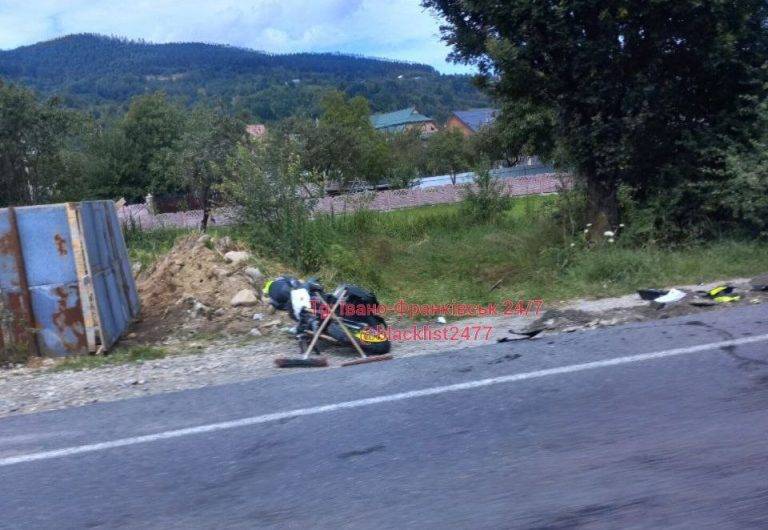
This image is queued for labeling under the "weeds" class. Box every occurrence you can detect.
[123,195,768,311]
[50,345,169,372]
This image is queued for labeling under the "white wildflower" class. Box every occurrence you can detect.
[608,238,615,243]
[619,223,625,228]
[583,229,589,234]
[603,230,615,237]
[570,242,576,247]
[586,223,593,228]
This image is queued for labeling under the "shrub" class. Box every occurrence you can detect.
[461,163,510,222]
[222,143,323,271]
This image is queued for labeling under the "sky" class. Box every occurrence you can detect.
[0,0,474,74]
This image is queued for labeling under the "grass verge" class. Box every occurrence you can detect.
[49,346,168,372]
[125,196,768,309]
[309,197,768,306]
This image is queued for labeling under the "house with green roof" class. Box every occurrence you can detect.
[369,107,438,135]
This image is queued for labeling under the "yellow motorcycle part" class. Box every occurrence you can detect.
[356,329,387,343]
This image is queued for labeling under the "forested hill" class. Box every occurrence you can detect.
[0,34,489,122]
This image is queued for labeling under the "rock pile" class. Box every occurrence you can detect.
[129,234,286,345]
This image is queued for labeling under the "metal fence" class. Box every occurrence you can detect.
[0,201,139,360]
[415,162,556,188]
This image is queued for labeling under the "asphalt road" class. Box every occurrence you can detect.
[1,304,768,529]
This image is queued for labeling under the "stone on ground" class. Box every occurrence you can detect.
[230,289,259,307]
[224,250,251,265]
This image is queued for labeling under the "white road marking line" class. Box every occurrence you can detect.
[1,333,767,467]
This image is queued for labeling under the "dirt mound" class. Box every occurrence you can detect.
[130,234,287,344]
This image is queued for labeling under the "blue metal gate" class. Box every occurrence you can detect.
[0,201,140,358]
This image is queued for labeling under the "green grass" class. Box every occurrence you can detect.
[124,225,238,270]
[50,345,169,372]
[307,197,768,307]
[125,226,188,270]
[124,196,768,311]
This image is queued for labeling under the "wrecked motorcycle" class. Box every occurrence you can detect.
[264,277,392,356]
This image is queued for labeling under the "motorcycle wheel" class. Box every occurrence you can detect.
[358,338,391,355]
[358,315,391,355]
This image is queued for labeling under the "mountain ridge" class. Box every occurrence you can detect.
[0,34,487,122]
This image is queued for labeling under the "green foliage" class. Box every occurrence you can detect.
[0,80,78,206]
[222,141,323,271]
[300,197,768,306]
[83,92,184,201]
[122,93,184,197]
[51,345,168,372]
[125,226,188,270]
[425,128,475,184]
[302,91,391,186]
[424,0,768,227]
[169,105,243,229]
[472,103,556,167]
[720,148,768,238]
[461,162,510,222]
[386,128,427,188]
[124,198,768,310]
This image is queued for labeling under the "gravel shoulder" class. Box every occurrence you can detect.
[0,277,764,418]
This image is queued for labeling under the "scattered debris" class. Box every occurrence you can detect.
[526,309,594,334]
[750,274,768,291]
[638,287,686,306]
[653,288,686,305]
[497,329,543,342]
[436,316,447,324]
[689,298,717,307]
[252,313,264,321]
[704,285,741,303]
[249,328,262,337]
[638,288,669,301]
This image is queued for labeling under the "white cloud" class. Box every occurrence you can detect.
[0,0,474,73]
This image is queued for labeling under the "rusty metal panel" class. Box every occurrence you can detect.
[105,203,141,317]
[27,284,87,356]
[0,208,38,358]
[79,201,139,351]
[14,205,87,356]
[0,201,139,358]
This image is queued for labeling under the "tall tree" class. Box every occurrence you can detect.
[121,92,184,199]
[387,128,426,188]
[171,105,243,230]
[423,0,768,231]
[425,128,475,184]
[304,91,390,186]
[82,92,184,201]
[0,81,76,206]
[472,103,555,168]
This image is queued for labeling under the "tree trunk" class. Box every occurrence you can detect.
[200,186,210,232]
[585,176,619,237]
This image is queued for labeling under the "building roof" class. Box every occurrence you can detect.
[370,107,434,131]
[452,108,499,132]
